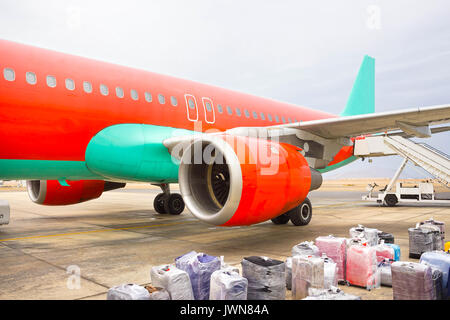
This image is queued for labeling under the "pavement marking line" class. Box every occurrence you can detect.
[0,220,195,242]
[314,201,366,208]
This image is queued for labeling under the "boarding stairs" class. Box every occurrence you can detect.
[354,135,450,188]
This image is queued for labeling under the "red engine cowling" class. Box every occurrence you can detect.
[27,180,125,205]
[178,134,322,226]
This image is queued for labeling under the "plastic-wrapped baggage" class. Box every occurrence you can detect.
[419,218,445,250]
[241,256,286,300]
[408,226,440,258]
[302,286,361,300]
[378,259,392,287]
[385,243,401,261]
[144,285,171,300]
[209,269,248,300]
[349,225,379,247]
[150,264,194,300]
[292,241,319,257]
[377,231,394,244]
[175,251,221,300]
[107,283,150,300]
[375,241,395,263]
[322,255,338,289]
[292,255,324,300]
[219,256,239,274]
[346,244,380,290]
[285,257,292,290]
[315,235,347,281]
[391,261,438,300]
[420,251,450,299]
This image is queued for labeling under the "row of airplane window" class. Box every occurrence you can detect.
[3,67,297,124]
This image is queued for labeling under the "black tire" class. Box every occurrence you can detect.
[164,193,185,215]
[289,198,312,226]
[154,193,168,214]
[384,194,398,207]
[271,212,290,225]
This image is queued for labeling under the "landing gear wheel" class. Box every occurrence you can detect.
[289,198,312,226]
[384,194,398,207]
[164,193,185,215]
[154,193,168,214]
[271,212,290,225]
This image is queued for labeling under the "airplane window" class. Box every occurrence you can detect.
[145,92,152,102]
[158,94,165,104]
[282,116,286,123]
[188,98,195,109]
[275,115,280,123]
[217,104,223,113]
[26,72,37,85]
[3,68,15,81]
[244,109,250,118]
[100,84,109,96]
[171,96,178,106]
[116,87,124,98]
[83,81,92,93]
[205,101,212,111]
[226,106,232,115]
[267,114,273,122]
[65,78,75,91]
[235,108,241,116]
[252,111,258,119]
[46,75,56,88]
[260,112,265,120]
[131,89,139,101]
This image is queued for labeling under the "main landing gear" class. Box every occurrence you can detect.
[153,183,185,215]
[271,197,312,226]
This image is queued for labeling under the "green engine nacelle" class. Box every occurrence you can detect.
[85,124,193,183]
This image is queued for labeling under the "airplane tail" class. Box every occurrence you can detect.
[340,55,375,116]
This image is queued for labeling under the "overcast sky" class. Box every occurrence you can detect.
[1,1,449,179]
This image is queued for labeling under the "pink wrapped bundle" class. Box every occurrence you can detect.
[375,243,395,263]
[346,244,380,290]
[315,235,347,281]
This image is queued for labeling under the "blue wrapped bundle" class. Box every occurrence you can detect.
[386,243,401,261]
[175,251,221,300]
[420,251,450,299]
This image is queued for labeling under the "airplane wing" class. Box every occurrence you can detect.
[274,104,450,139]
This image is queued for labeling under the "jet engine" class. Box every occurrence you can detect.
[27,180,125,205]
[177,134,322,226]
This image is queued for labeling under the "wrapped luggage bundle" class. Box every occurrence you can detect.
[241,256,286,300]
[391,261,440,300]
[285,257,292,290]
[377,231,395,244]
[107,283,150,300]
[408,226,440,258]
[175,251,221,300]
[378,259,392,287]
[374,241,395,263]
[144,285,171,300]
[150,264,194,300]
[292,255,324,300]
[219,256,240,274]
[346,244,380,290]
[292,241,319,257]
[315,235,347,281]
[419,218,445,250]
[349,225,379,247]
[420,251,450,299]
[303,286,361,300]
[385,243,401,261]
[322,255,338,289]
[209,269,248,300]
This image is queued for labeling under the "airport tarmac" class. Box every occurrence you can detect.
[0,182,449,300]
